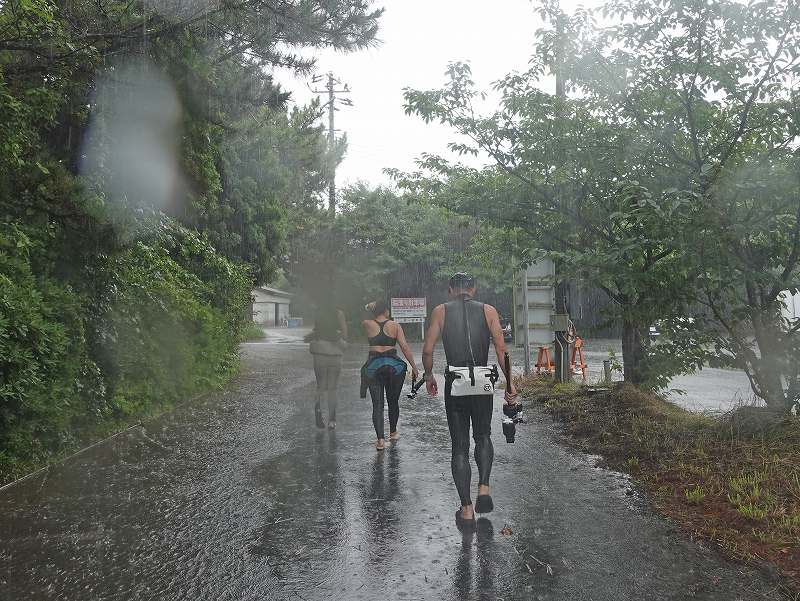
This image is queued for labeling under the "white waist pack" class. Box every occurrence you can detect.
[446,365,499,397]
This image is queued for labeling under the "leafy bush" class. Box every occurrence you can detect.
[0,222,102,471]
[90,221,251,417]
[0,219,251,481]
[242,322,266,341]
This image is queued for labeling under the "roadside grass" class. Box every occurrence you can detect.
[519,376,800,589]
[242,322,266,341]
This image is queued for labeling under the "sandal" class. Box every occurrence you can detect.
[455,508,476,527]
[475,494,494,514]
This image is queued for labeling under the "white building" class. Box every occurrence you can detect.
[251,287,293,326]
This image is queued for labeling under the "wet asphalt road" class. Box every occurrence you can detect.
[0,333,785,600]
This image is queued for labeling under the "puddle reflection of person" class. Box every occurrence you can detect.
[361,447,402,578]
[451,518,495,598]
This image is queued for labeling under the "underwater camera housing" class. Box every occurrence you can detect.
[407,377,426,399]
[502,401,524,443]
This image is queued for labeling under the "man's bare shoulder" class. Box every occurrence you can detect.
[482,303,500,319]
[425,304,445,326]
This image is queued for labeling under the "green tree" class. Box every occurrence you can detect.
[0,0,384,475]
[400,60,702,388]
[563,0,800,410]
[401,0,800,402]
[286,184,465,323]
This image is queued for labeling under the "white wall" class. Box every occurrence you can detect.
[252,301,291,326]
[277,303,290,324]
[780,290,800,325]
[251,288,293,325]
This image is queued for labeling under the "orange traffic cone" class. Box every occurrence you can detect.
[535,346,554,374]
[571,336,587,378]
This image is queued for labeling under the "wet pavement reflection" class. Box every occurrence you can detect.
[0,338,785,600]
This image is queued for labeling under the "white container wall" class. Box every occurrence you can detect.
[513,259,555,351]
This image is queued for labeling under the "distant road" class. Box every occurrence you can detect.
[579,339,757,413]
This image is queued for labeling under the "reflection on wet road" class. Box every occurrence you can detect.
[0,338,783,600]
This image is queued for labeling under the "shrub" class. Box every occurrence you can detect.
[0,218,251,481]
[91,222,251,417]
[0,222,103,473]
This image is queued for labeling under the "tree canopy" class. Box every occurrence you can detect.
[401,0,800,407]
[0,0,382,477]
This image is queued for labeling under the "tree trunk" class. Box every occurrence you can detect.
[621,318,647,385]
[750,311,790,411]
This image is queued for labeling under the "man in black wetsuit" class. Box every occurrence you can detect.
[422,272,517,524]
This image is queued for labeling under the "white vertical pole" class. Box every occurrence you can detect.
[522,268,531,375]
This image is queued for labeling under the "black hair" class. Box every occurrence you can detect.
[449,272,476,289]
[371,299,389,317]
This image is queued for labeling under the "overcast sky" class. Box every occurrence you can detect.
[279,1,560,189]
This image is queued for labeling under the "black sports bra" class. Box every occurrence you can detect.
[368,320,397,347]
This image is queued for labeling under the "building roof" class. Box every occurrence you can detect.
[253,286,294,300]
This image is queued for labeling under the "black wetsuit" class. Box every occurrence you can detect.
[442,298,493,507]
[366,320,406,439]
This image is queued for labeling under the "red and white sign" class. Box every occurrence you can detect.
[391,297,426,323]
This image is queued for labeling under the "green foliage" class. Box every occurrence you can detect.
[242,322,266,341]
[94,229,248,417]
[400,0,800,401]
[286,184,497,322]
[566,0,800,408]
[606,348,623,374]
[401,60,701,388]
[0,222,101,471]
[685,485,707,505]
[0,219,250,480]
[287,185,439,303]
[728,472,776,520]
[338,184,451,285]
[0,0,382,479]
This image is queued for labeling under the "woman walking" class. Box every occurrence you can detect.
[309,303,348,429]
[362,301,419,450]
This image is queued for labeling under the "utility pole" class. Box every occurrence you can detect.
[310,72,352,218]
[521,270,532,375]
[327,74,335,217]
[553,12,571,383]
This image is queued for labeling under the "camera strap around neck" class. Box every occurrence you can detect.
[460,295,478,384]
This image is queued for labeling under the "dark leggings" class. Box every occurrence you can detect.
[445,382,494,506]
[368,366,405,439]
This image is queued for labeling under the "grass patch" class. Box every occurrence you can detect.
[242,322,266,341]
[519,376,800,589]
